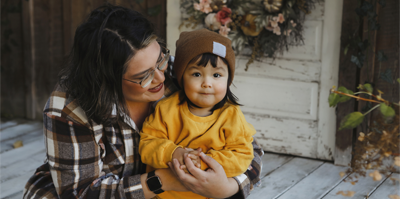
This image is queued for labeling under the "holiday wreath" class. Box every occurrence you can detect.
[180,0,321,70]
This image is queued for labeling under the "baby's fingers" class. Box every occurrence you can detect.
[180,165,189,173]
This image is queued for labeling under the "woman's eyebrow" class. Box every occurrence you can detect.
[129,47,163,79]
[129,69,151,79]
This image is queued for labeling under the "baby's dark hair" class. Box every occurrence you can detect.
[179,53,241,112]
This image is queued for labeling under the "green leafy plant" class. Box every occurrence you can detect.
[329,84,398,131]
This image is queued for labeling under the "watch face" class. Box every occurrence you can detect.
[147,176,162,191]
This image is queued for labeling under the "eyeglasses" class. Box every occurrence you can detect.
[123,46,170,88]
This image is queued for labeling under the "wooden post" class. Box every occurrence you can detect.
[334,0,360,166]
[22,0,36,120]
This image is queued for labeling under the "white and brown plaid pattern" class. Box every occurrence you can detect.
[23,75,263,199]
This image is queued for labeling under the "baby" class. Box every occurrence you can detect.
[139,29,256,199]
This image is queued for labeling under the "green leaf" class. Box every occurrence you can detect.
[338,86,354,103]
[344,44,349,55]
[397,78,400,84]
[147,5,162,16]
[339,112,365,130]
[380,103,395,117]
[377,50,388,62]
[363,83,373,93]
[380,69,393,83]
[328,93,340,107]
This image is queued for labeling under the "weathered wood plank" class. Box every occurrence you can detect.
[1,139,46,168]
[321,171,386,199]
[2,191,23,199]
[334,0,359,167]
[22,0,36,120]
[248,157,323,199]
[315,0,343,161]
[235,56,321,83]
[278,163,347,199]
[368,173,400,199]
[242,112,319,158]
[260,153,294,179]
[0,128,43,153]
[1,151,45,183]
[0,119,27,130]
[1,0,26,119]
[0,171,35,198]
[0,122,42,143]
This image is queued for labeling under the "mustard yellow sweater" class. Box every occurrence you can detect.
[139,91,256,198]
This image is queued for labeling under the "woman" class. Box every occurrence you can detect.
[23,4,263,199]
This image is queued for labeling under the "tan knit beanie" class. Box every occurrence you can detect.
[174,29,235,87]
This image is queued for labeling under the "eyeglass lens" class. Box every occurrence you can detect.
[141,51,170,88]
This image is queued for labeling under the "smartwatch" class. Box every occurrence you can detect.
[146,170,164,194]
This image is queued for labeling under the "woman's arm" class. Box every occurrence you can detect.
[169,138,264,199]
[141,168,189,199]
[169,152,239,198]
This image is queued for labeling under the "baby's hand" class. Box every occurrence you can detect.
[188,150,201,168]
[180,148,203,172]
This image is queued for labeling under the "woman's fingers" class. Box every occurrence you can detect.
[184,154,208,178]
[170,159,200,184]
[199,152,223,172]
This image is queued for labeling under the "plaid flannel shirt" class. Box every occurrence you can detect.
[23,73,263,199]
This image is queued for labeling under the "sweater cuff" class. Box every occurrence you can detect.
[166,144,182,163]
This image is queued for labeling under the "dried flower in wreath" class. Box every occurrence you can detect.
[180,0,321,70]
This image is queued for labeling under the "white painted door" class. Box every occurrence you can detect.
[167,0,343,160]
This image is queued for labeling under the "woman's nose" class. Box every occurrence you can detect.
[152,68,165,84]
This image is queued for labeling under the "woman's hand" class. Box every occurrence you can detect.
[168,152,239,198]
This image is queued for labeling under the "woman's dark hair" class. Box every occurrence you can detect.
[59,4,158,124]
[179,53,241,112]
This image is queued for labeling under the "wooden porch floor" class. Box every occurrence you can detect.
[1,119,399,199]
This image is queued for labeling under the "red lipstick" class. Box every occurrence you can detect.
[148,83,163,93]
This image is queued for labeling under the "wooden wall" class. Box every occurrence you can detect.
[335,0,399,165]
[1,0,166,120]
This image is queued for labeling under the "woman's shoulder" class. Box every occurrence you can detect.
[44,84,91,127]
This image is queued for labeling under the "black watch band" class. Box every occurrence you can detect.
[146,170,164,194]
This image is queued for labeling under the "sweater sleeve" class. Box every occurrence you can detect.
[203,108,256,178]
[229,137,264,199]
[139,104,181,169]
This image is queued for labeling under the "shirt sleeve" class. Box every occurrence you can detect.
[44,112,145,199]
[229,138,264,199]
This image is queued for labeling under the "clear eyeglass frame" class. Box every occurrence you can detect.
[123,46,170,88]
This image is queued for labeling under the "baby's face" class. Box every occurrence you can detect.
[183,57,228,110]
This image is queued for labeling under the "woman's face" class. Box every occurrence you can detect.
[122,40,166,104]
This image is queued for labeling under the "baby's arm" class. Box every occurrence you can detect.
[205,110,257,177]
[139,106,181,169]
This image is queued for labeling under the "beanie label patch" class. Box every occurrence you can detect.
[212,41,226,58]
